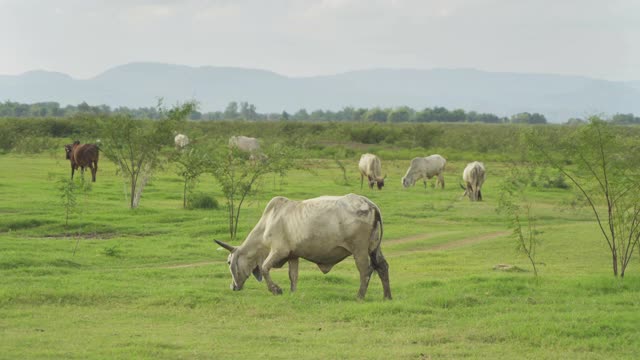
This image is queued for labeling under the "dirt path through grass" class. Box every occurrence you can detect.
[388,230,510,258]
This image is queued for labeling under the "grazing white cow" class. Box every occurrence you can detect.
[229,135,260,153]
[215,194,392,300]
[461,161,486,201]
[401,154,447,190]
[358,153,386,190]
[174,133,189,150]
[229,135,262,160]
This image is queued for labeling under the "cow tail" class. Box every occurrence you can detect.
[365,199,383,254]
[471,165,480,193]
[375,205,383,245]
[368,201,389,281]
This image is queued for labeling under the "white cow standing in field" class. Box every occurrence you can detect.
[401,154,447,190]
[229,135,260,153]
[461,161,486,201]
[215,194,392,300]
[358,153,386,190]
[174,133,189,150]
[229,135,261,160]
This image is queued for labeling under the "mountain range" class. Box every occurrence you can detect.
[1,62,639,122]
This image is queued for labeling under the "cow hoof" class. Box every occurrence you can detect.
[270,286,283,295]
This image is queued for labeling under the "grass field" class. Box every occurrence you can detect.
[1,151,639,359]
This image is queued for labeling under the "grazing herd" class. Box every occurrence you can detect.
[214,147,486,299]
[359,152,485,202]
[62,134,485,300]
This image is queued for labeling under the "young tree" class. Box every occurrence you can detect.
[498,165,542,277]
[58,178,78,232]
[173,146,210,209]
[57,175,92,255]
[529,117,640,277]
[224,101,239,119]
[364,108,388,123]
[388,107,412,123]
[101,102,196,208]
[210,144,296,240]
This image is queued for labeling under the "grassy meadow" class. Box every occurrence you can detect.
[1,125,639,359]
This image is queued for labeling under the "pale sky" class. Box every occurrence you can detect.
[1,0,638,81]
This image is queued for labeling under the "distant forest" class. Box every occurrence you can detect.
[1,100,639,125]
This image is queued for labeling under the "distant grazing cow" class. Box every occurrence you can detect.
[229,135,262,160]
[64,140,99,182]
[359,153,385,190]
[402,154,446,189]
[215,194,391,300]
[174,133,189,150]
[461,161,486,201]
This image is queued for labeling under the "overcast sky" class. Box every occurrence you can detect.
[1,0,638,81]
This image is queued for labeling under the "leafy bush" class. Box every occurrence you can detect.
[188,192,219,209]
[102,245,123,257]
[531,171,571,189]
[0,123,16,153]
[348,125,388,144]
[13,136,59,154]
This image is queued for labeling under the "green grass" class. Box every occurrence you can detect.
[1,153,638,359]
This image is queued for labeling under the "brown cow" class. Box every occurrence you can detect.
[64,141,100,182]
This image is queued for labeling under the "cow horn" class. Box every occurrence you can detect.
[459,183,466,190]
[214,239,236,252]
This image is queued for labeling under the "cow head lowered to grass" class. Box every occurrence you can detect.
[358,153,386,190]
[460,161,486,201]
[401,154,446,190]
[214,193,392,300]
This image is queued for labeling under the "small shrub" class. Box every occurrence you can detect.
[349,125,387,144]
[13,136,58,154]
[188,192,219,209]
[0,123,17,153]
[102,245,122,257]
[544,174,570,189]
[531,170,570,189]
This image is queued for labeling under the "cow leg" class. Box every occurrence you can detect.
[92,160,98,182]
[261,250,288,295]
[360,173,364,190]
[478,189,483,201]
[438,174,445,189]
[371,248,392,300]
[423,180,427,191]
[354,251,374,300]
[71,165,75,180]
[288,257,299,292]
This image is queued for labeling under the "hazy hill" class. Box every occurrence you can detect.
[1,62,639,122]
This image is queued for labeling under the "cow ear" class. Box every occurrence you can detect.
[252,266,262,282]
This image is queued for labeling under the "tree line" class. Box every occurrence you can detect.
[4,99,640,125]
[0,100,553,124]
